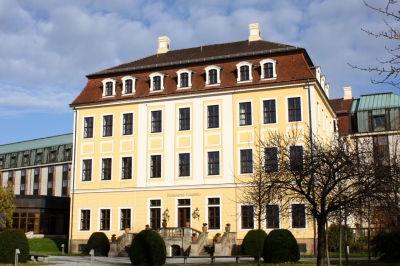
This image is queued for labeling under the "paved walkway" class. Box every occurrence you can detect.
[46,255,377,265]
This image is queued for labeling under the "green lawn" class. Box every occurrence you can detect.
[28,238,68,255]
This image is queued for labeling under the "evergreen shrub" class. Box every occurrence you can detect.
[262,229,300,263]
[241,229,267,257]
[86,232,110,256]
[371,230,400,262]
[0,229,30,263]
[129,229,166,266]
[327,223,354,252]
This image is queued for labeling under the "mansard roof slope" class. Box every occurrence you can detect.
[71,39,318,107]
[88,40,305,77]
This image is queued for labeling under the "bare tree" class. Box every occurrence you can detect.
[348,1,400,88]
[259,128,383,266]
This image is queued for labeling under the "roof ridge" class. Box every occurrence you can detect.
[0,133,73,147]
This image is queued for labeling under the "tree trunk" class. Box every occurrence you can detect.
[317,217,327,266]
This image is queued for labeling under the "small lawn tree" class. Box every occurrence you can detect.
[0,181,16,229]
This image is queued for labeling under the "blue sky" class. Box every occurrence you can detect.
[0,0,397,144]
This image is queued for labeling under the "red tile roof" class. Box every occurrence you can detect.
[71,39,318,107]
[88,40,304,77]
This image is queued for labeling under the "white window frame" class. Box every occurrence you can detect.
[98,207,112,232]
[120,155,134,181]
[290,202,307,230]
[238,100,253,127]
[261,97,278,125]
[81,158,93,182]
[205,104,221,130]
[101,78,117,97]
[286,95,303,123]
[177,152,192,178]
[238,203,255,231]
[238,148,254,175]
[79,208,92,232]
[265,203,281,230]
[177,106,192,132]
[121,112,134,137]
[99,156,113,182]
[82,115,95,139]
[206,150,221,177]
[149,153,163,179]
[176,69,193,89]
[205,65,222,86]
[149,109,163,134]
[148,198,163,228]
[205,196,222,231]
[101,113,114,138]
[118,207,133,232]
[175,197,192,227]
[121,76,138,95]
[149,72,166,92]
[260,58,277,79]
[236,61,253,82]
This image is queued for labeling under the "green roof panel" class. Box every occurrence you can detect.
[0,133,73,155]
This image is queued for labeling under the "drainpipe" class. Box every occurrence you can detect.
[307,79,317,255]
[69,107,78,254]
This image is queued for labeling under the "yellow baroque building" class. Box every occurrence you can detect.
[69,23,336,255]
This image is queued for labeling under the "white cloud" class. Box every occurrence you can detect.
[0,0,398,119]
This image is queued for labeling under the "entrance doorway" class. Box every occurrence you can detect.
[177,199,190,227]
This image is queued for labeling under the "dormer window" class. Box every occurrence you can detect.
[260,59,277,79]
[205,65,222,86]
[177,69,193,88]
[236,61,253,82]
[149,73,166,92]
[122,76,138,95]
[102,78,117,97]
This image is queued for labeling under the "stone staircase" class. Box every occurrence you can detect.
[198,244,214,256]
[118,245,130,257]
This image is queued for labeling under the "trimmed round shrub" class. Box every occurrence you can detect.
[262,229,300,263]
[0,229,30,263]
[242,229,267,257]
[129,229,166,266]
[86,232,110,256]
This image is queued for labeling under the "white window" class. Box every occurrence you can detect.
[149,72,166,91]
[260,59,277,79]
[176,69,194,88]
[101,78,117,97]
[205,65,222,85]
[236,61,253,82]
[121,76,138,95]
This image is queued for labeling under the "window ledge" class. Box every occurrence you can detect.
[177,87,191,90]
[237,80,253,84]
[205,83,221,87]
[150,90,164,93]
[260,77,277,81]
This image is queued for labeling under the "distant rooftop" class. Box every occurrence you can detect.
[0,133,73,154]
[350,92,400,113]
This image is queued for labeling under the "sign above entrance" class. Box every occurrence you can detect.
[167,192,201,197]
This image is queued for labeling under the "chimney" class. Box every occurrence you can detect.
[248,23,261,42]
[312,66,321,82]
[157,36,170,54]
[320,75,326,91]
[324,83,330,98]
[343,86,353,100]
